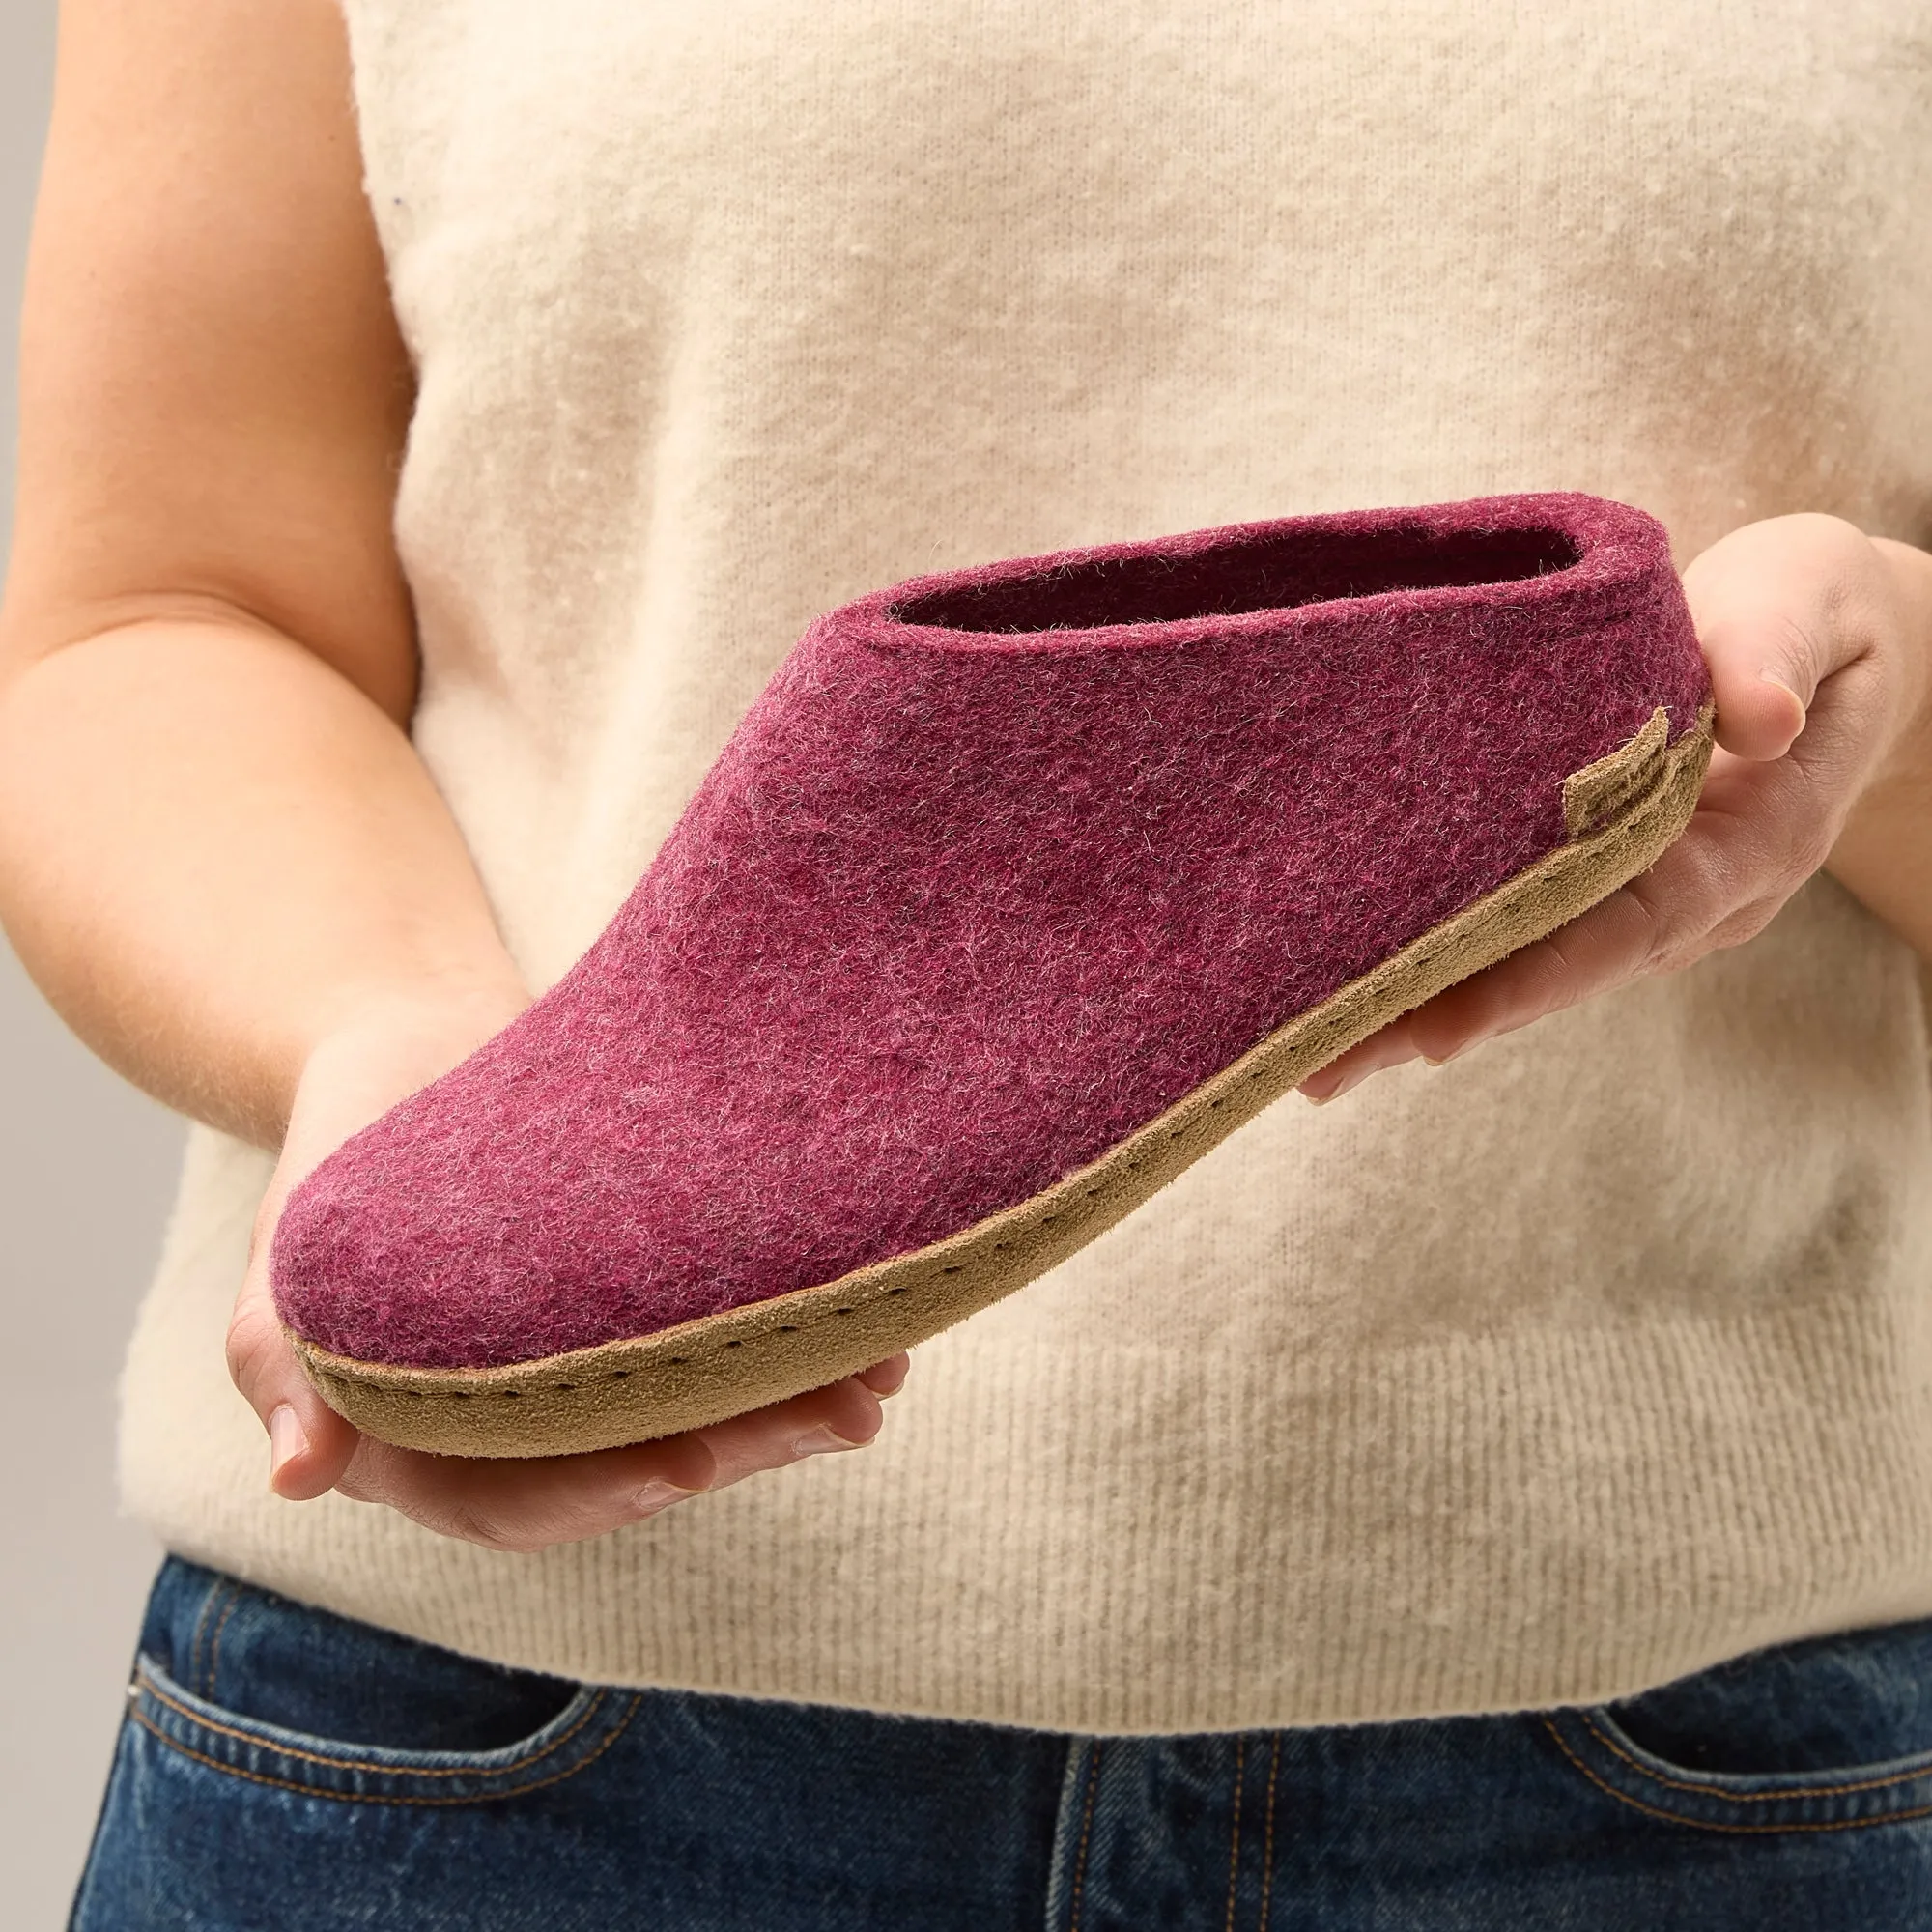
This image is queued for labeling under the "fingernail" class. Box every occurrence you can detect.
[857,1357,909,1398]
[1306,1067,1367,1106]
[268,1405,308,1485]
[792,1423,865,1459]
[1758,668,1808,750]
[632,1478,700,1520]
[1759,667,1808,716]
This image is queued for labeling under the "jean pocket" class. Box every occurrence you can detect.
[1544,1621,1932,1835]
[128,1562,639,1807]
[128,1654,639,1807]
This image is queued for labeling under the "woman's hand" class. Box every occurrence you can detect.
[224,987,910,1553]
[1299,513,1932,1102]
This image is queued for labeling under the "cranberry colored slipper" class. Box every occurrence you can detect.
[274,493,1713,1458]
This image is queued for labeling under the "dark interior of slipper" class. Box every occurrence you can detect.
[893,523,1582,634]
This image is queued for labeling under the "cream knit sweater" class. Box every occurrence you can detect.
[120,0,1932,1732]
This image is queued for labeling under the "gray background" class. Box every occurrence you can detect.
[1,7,188,1924]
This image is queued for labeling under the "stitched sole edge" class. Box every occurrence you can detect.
[293,704,1715,1458]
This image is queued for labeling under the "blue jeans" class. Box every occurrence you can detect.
[72,1557,1932,1929]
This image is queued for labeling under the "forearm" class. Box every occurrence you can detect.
[0,611,525,1148]
[1827,537,1932,961]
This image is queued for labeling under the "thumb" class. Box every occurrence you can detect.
[227,1183,359,1501]
[1681,514,1880,764]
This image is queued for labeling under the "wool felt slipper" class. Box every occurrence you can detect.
[274,492,1714,1459]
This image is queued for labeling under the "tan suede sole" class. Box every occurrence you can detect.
[294,703,1715,1459]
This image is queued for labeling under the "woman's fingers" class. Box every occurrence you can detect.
[1684,514,1887,765]
[1299,745,1833,1100]
[854,1351,911,1398]
[335,1428,721,1552]
[694,1363,900,1489]
[1300,518,1921,1103]
[225,1246,362,1501]
[332,1366,906,1552]
[1298,874,1663,1102]
[228,1105,379,1500]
